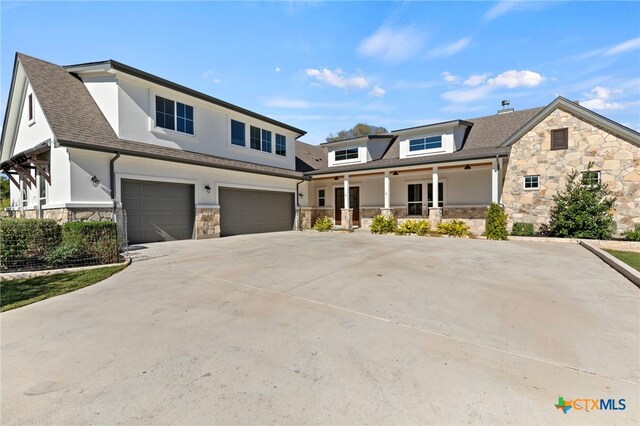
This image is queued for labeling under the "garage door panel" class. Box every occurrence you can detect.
[122,179,194,244]
[219,188,294,237]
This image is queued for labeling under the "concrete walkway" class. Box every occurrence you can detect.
[2,232,638,424]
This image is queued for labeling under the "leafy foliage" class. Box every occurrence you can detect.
[0,218,61,272]
[622,225,640,242]
[485,203,508,240]
[437,220,470,238]
[47,221,118,266]
[313,216,333,232]
[370,215,397,234]
[549,167,616,239]
[0,175,9,209]
[396,219,431,236]
[326,123,388,142]
[511,222,535,237]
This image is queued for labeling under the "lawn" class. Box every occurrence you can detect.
[1,264,127,312]
[604,249,640,272]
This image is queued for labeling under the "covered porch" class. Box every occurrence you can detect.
[302,157,505,234]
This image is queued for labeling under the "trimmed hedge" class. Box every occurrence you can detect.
[511,222,535,237]
[370,215,398,234]
[0,218,118,272]
[485,203,508,240]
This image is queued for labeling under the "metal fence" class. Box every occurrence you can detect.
[0,216,126,273]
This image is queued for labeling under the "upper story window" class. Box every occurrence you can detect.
[409,136,442,152]
[231,120,245,147]
[28,93,34,122]
[249,126,273,154]
[275,134,286,156]
[155,96,194,135]
[318,189,325,207]
[335,148,359,161]
[582,171,601,186]
[250,126,261,150]
[551,128,568,150]
[261,130,272,153]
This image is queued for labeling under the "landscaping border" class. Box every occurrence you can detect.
[0,258,131,281]
[579,241,640,288]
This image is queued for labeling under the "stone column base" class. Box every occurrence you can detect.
[380,208,393,217]
[195,207,220,239]
[428,207,443,224]
[299,207,313,230]
[341,208,354,229]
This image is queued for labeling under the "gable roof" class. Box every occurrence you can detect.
[295,140,328,172]
[4,53,307,180]
[499,96,640,147]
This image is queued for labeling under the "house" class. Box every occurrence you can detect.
[2,53,639,243]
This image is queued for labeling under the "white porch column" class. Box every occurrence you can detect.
[384,171,390,209]
[343,174,350,210]
[491,159,499,204]
[429,166,442,224]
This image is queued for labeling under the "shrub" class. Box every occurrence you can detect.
[313,216,333,232]
[485,203,508,240]
[622,225,640,242]
[0,218,61,272]
[511,222,535,237]
[437,220,470,238]
[396,219,417,235]
[414,220,431,236]
[549,166,616,239]
[370,215,397,234]
[47,221,118,266]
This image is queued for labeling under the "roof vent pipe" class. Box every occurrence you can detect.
[498,99,514,114]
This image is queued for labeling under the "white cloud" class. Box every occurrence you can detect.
[202,69,222,84]
[441,86,492,103]
[488,70,545,88]
[428,38,471,58]
[580,86,624,110]
[463,73,490,86]
[441,71,459,83]
[275,67,281,73]
[483,0,522,21]
[369,86,386,97]
[605,37,640,56]
[358,26,424,63]
[305,67,370,90]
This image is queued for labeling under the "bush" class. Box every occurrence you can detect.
[0,218,61,272]
[313,216,333,232]
[485,203,508,240]
[370,215,397,234]
[511,222,535,237]
[414,220,431,236]
[549,166,616,239]
[396,219,431,236]
[48,221,118,266]
[437,220,470,238]
[622,225,640,242]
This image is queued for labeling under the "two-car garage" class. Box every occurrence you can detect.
[121,179,295,244]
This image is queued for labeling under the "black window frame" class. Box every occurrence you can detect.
[318,189,325,207]
[524,175,540,189]
[250,126,261,150]
[261,129,272,153]
[275,134,286,156]
[155,95,194,135]
[407,183,422,216]
[409,136,442,152]
[231,120,246,147]
[335,148,359,161]
[176,102,194,135]
[28,93,34,121]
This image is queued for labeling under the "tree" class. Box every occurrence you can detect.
[326,123,388,142]
[485,202,508,240]
[549,165,617,239]
[0,174,9,209]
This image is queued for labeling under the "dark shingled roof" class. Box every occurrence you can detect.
[16,53,306,180]
[295,141,328,172]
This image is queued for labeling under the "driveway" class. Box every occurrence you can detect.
[1,232,638,424]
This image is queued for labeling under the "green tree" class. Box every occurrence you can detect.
[0,174,10,209]
[326,123,388,142]
[549,166,617,239]
[485,202,508,240]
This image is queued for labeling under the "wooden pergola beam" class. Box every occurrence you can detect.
[12,164,36,189]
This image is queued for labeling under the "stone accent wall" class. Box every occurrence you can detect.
[300,207,334,229]
[42,208,70,222]
[442,207,487,219]
[503,108,640,234]
[69,208,113,222]
[195,207,220,239]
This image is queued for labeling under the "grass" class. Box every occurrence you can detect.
[1,264,127,312]
[604,249,640,272]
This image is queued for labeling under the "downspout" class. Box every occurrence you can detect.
[109,152,121,215]
[295,179,305,231]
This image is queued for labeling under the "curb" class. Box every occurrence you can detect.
[579,241,640,289]
[0,260,130,281]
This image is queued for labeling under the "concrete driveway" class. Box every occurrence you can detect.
[1,232,638,424]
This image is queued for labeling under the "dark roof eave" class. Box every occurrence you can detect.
[390,119,474,133]
[304,149,509,176]
[65,60,307,137]
[57,139,310,181]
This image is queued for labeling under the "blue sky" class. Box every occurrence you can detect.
[2,1,639,145]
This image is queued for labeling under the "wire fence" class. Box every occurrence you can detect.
[0,216,127,274]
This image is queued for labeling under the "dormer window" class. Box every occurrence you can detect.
[335,148,359,161]
[155,96,194,135]
[409,136,442,152]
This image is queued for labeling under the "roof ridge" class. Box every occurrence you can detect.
[464,106,545,122]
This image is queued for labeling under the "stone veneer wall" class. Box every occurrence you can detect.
[442,207,487,235]
[502,108,640,234]
[195,207,220,239]
[300,207,334,229]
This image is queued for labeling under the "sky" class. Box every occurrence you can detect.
[1,1,639,145]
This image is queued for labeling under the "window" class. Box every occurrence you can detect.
[261,129,272,153]
[524,175,540,189]
[427,182,444,208]
[318,189,325,207]
[551,128,568,150]
[275,134,286,156]
[38,171,47,204]
[21,183,28,207]
[155,96,194,135]
[250,126,261,150]
[231,120,245,147]
[409,136,442,152]
[335,148,359,161]
[407,184,422,216]
[582,171,601,186]
[28,93,34,121]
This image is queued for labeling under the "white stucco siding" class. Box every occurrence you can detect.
[114,75,297,171]
[46,146,72,206]
[442,168,491,206]
[13,82,54,154]
[81,75,119,135]
[327,142,368,167]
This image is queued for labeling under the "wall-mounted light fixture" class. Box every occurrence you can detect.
[298,193,304,197]
[464,164,471,170]
[392,171,399,176]
[91,175,101,187]
[204,185,211,193]
[334,176,339,180]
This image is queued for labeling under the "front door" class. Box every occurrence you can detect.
[427,182,444,208]
[335,187,360,225]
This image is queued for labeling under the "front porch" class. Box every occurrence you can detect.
[301,158,504,235]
